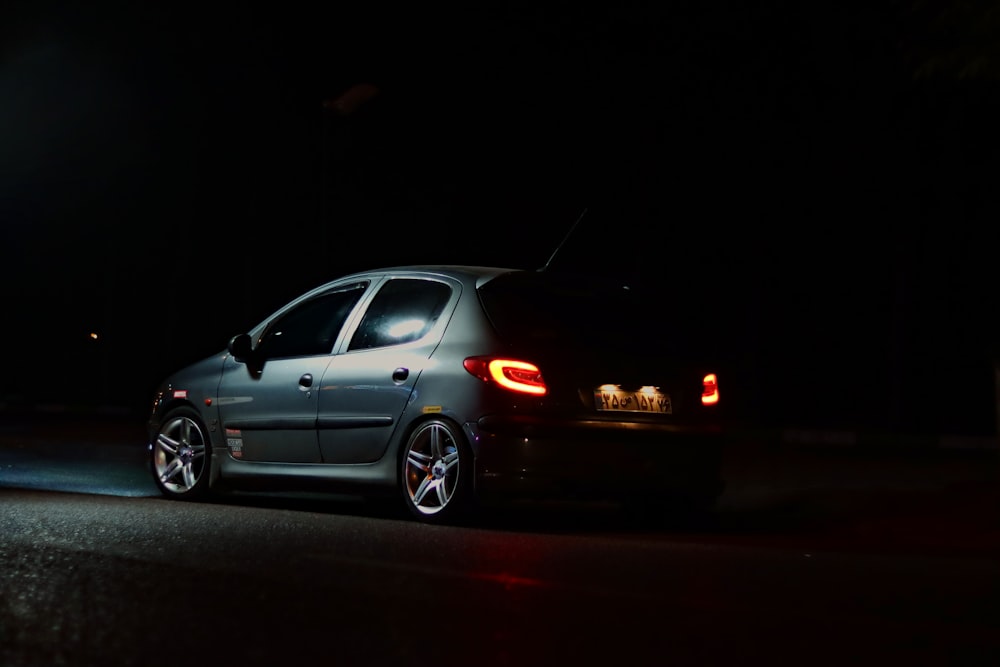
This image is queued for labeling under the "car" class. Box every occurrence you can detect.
[147,264,728,524]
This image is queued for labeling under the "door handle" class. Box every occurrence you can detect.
[392,367,409,383]
[299,373,314,388]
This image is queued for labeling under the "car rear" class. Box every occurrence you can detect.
[462,269,728,509]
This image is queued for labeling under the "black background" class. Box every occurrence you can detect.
[3,2,998,434]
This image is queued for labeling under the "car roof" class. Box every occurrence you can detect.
[369,264,522,276]
[340,265,526,287]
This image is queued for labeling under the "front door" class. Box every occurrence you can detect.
[217,354,326,463]
[217,280,370,463]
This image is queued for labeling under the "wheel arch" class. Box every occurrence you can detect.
[151,396,224,449]
[394,411,470,472]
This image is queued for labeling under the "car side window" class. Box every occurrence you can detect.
[348,279,451,351]
[258,282,368,359]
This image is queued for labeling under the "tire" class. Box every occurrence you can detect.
[151,407,212,501]
[400,418,474,524]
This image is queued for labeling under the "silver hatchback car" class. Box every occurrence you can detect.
[147,265,727,524]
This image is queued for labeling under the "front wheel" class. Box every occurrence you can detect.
[400,418,474,524]
[151,407,212,501]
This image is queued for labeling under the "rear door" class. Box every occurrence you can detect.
[316,276,458,463]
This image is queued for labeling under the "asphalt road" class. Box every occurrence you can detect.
[1,413,999,666]
[2,412,997,554]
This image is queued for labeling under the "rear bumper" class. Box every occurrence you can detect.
[466,414,726,505]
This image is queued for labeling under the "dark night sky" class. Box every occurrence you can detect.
[3,2,999,433]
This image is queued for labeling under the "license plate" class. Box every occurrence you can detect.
[594,388,672,414]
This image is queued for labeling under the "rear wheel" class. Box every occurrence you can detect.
[151,407,212,501]
[400,418,474,524]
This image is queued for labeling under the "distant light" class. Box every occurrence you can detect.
[89,333,99,340]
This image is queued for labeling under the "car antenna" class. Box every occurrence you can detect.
[539,207,588,272]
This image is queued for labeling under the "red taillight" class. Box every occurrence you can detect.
[463,357,547,395]
[702,373,719,405]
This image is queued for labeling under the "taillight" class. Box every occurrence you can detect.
[702,373,719,405]
[463,357,547,395]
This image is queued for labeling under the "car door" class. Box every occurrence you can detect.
[217,281,369,463]
[316,276,458,463]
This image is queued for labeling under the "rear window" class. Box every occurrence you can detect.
[477,271,669,347]
[348,278,451,350]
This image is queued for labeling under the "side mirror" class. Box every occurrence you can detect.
[228,333,254,362]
